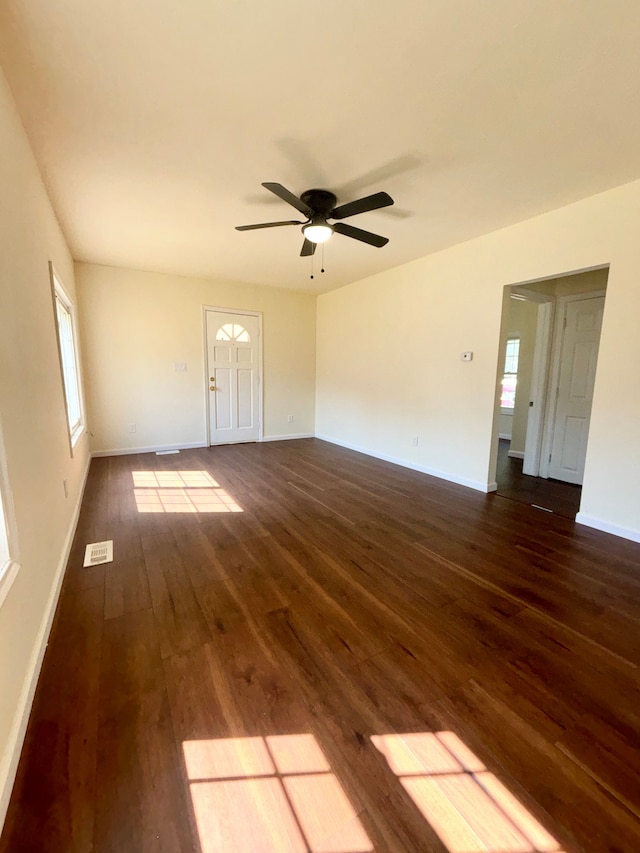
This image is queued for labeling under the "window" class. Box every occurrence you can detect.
[0,423,20,609]
[52,268,84,449]
[0,487,19,609]
[0,486,10,570]
[500,337,520,410]
[215,323,250,342]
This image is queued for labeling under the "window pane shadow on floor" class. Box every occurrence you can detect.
[183,734,374,852]
[182,730,564,853]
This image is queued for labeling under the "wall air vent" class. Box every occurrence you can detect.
[83,540,114,567]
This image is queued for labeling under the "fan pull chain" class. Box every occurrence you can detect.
[321,243,325,273]
[310,252,314,280]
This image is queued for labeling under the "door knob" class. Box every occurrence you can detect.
[210,385,216,391]
[210,377,214,381]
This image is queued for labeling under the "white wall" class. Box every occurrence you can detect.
[75,263,316,453]
[317,178,640,541]
[0,68,90,823]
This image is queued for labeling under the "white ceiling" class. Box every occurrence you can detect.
[2,0,640,293]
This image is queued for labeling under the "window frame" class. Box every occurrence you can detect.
[500,335,520,414]
[50,264,85,454]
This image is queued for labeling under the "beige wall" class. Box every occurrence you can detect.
[317,177,640,541]
[75,263,316,453]
[0,68,90,820]
[554,268,608,297]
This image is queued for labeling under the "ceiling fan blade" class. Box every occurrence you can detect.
[300,238,317,256]
[333,222,389,247]
[235,220,303,231]
[262,182,314,216]
[330,191,394,220]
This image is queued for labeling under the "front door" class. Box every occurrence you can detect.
[548,295,604,484]
[205,309,261,445]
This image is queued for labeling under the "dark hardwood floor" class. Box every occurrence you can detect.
[2,439,640,852]
[496,439,582,519]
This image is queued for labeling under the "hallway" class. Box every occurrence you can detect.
[496,439,582,518]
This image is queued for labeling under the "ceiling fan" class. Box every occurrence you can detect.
[235,182,394,256]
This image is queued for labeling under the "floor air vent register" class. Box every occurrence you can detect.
[83,540,114,567]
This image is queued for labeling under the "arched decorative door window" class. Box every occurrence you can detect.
[215,323,251,343]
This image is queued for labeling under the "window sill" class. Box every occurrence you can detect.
[70,423,85,454]
[0,559,21,610]
[500,408,514,416]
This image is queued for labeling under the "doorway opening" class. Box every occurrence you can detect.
[491,267,609,518]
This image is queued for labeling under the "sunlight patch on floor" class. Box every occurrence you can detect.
[132,470,243,513]
[133,470,221,488]
[183,734,373,853]
[371,731,562,853]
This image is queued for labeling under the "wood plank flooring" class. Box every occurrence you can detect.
[2,438,640,852]
[496,439,582,518]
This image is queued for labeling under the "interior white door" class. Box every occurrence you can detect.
[548,296,604,484]
[205,310,261,445]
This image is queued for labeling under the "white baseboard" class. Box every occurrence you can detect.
[0,455,91,831]
[575,512,640,544]
[315,434,494,493]
[498,433,512,440]
[507,450,525,459]
[487,482,498,492]
[92,441,207,458]
[261,433,314,443]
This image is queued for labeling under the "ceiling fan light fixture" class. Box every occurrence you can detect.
[303,221,333,244]
[236,184,393,255]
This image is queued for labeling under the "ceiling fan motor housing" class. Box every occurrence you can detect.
[300,189,337,219]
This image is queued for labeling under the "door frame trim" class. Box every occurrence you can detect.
[522,300,554,476]
[539,290,606,479]
[202,305,264,446]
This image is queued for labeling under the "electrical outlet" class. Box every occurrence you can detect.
[129,423,137,433]
[411,436,419,447]
[287,415,294,423]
